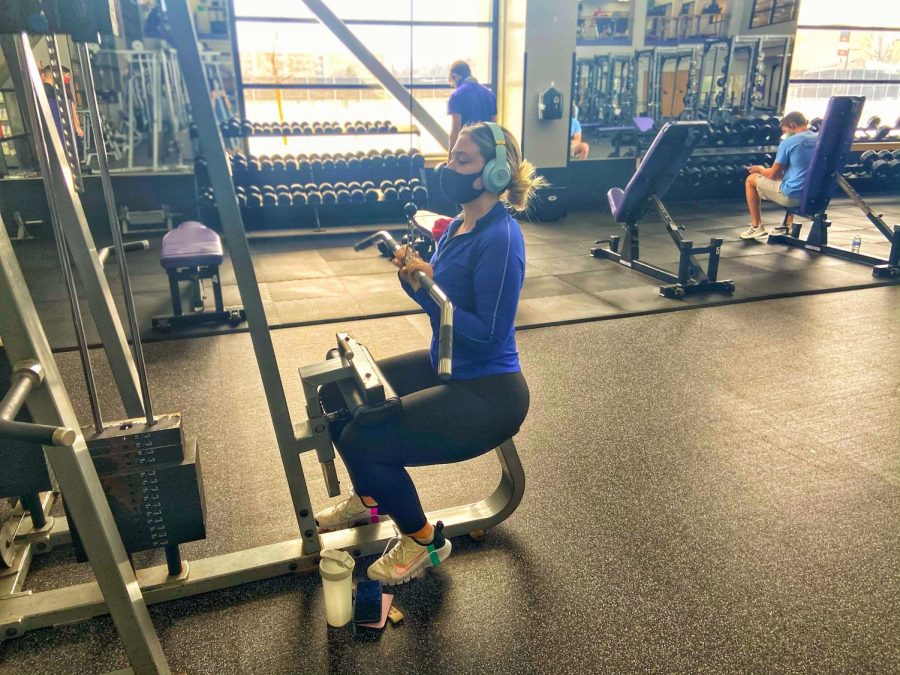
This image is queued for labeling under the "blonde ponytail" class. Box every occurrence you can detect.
[503,157,548,212]
[459,122,549,213]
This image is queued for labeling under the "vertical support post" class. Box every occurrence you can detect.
[165,0,320,554]
[152,53,160,171]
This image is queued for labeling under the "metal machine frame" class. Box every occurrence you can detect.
[0,2,526,670]
[592,195,735,299]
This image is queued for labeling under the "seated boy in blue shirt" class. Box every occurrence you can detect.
[740,111,817,240]
[570,116,590,160]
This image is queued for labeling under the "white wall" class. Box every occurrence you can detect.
[520,0,578,168]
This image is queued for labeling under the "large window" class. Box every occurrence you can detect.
[784,1,900,123]
[749,0,798,29]
[232,0,497,156]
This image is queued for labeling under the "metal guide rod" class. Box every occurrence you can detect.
[299,0,450,152]
[13,36,105,433]
[165,0,320,552]
[0,222,170,674]
[78,42,155,425]
[2,33,146,417]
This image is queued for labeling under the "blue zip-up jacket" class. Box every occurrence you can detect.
[401,202,525,380]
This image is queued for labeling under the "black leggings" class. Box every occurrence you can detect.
[320,350,529,533]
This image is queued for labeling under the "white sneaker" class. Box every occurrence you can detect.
[366,522,452,586]
[314,491,379,532]
[739,224,769,240]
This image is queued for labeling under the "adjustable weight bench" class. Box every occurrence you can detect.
[591,120,736,299]
[767,96,900,278]
[151,221,247,331]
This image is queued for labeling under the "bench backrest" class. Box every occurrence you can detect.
[612,120,708,223]
[796,96,864,216]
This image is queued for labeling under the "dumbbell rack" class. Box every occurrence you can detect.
[196,148,430,232]
[219,118,416,139]
[672,146,778,200]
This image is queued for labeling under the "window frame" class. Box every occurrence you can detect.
[749,0,798,30]
[228,1,500,148]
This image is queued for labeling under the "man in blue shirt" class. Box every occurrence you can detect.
[740,111,817,239]
[447,61,497,159]
[570,115,590,160]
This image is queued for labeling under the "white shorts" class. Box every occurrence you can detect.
[755,176,800,208]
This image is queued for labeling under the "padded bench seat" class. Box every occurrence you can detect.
[160,221,223,270]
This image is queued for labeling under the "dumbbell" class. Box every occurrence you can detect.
[858,150,878,173]
[300,121,312,135]
[398,184,413,202]
[247,191,263,208]
[347,156,361,172]
[335,157,349,173]
[306,188,322,206]
[411,151,425,169]
[312,122,325,135]
[321,189,338,205]
[364,187,379,203]
[336,187,352,204]
[383,151,398,170]
[276,191,292,207]
[369,150,385,170]
[412,185,428,202]
[350,188,366,203]
[382,186,398,201]
[198,187,215,208]
[262,189,278,208]
[379,180,394,191]
[397,150,412,170]
[319,181,334,193]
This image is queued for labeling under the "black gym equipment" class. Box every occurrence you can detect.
[767,96,899,278]
[591,121,735,298]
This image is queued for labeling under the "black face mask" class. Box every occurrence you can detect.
[437,163,485,204]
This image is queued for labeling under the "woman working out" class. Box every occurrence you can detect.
[316,122,542,585]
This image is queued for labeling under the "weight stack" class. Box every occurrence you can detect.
[67,415,206,561]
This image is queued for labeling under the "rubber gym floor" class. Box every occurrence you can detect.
[1,198,898,673]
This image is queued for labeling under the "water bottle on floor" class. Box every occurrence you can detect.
[851,235,862,254]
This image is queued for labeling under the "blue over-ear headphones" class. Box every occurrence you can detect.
[481,122,512,193]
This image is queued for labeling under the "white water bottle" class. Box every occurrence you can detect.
[851,235,862,253]
[319,549,355,627]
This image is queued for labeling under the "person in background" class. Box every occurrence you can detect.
[39,66,63,138]
[447,60,497,159]
[62,67,85,146]
[570,108,590,160]
[39,66,83,154]
[740,111,817,240]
